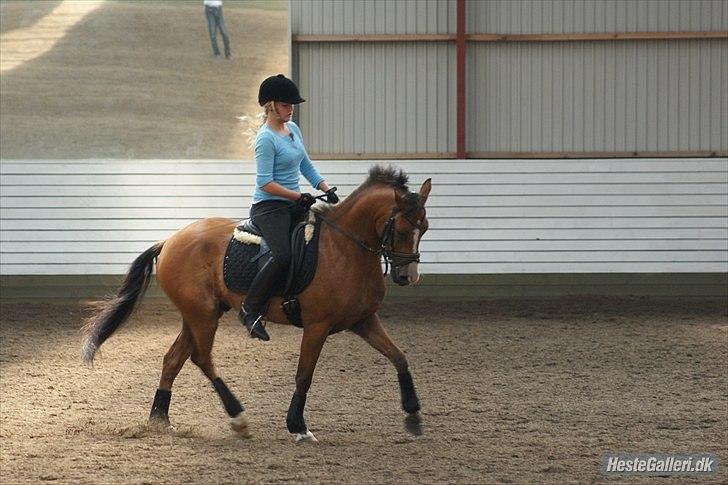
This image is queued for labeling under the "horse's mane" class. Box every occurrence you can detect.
[362,165,410,192]
[315,165,410,216]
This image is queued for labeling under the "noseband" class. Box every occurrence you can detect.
[318,204,424,275]
[380,206,423,271]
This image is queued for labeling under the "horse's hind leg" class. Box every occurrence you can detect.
[186,312,250,438]
[286,323,330,442]
[149,324,193,425]
[351,312,423,435]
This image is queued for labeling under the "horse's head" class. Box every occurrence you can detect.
[384,179,432,286]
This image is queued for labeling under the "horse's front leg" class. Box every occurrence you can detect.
[287,323,329,442]
[352,312,423,435]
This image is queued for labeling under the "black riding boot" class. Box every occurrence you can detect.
[238,258,280,341]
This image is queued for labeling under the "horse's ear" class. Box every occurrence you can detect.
[394,190,408,211]
[419,178,432,205]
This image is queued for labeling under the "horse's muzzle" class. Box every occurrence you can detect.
[391,268,410,286]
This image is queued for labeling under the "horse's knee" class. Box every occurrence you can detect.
[190,352,203,366]
[160,368,179,385]
[162,348,184,368]
[191,354,216,379]
[191,354,209,369]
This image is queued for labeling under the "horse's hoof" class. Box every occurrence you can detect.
[148,416,170,429]
[230,413,251,438]
[404,411,423,436]
[148,419,175,434]
[294,429,318,443]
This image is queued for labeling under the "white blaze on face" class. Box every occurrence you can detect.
[407,229,421,284]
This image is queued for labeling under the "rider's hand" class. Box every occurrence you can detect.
[325,187,339,204]
[297,192,316,209]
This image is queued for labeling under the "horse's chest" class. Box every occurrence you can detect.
[345,284,385,325]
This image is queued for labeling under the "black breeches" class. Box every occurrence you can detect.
[249,200,305,273]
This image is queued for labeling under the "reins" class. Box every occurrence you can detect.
[176,193,331,237]
[189,192,424,276]
[318,215,384,256]
[317,202,424,276]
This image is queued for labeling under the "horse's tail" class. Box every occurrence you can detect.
[81,241,164,363]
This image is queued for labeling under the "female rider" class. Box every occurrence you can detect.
[240,74,338,341]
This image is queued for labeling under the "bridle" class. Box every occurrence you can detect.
[379,206,424,273]
[319,203,425,276]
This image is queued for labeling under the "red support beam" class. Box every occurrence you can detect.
[456,0,466,159]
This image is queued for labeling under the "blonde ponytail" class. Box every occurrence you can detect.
[238,101,274,150]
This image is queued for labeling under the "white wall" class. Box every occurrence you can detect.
[1,159,726,275]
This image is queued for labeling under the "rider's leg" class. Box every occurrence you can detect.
[239,201,293,341]
[239,257,282,340]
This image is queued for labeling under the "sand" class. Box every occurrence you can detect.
[1,297,726,484]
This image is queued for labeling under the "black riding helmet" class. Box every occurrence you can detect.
[258,74,305,105]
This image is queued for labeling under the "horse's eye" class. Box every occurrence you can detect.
[397,230,409,237]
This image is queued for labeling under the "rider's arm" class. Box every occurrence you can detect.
[260,181,303,202]
[291,122,326,192]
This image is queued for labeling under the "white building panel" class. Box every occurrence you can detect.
[2,159,725,276]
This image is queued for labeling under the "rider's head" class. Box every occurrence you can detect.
[258,74,305,123]
[258,74,305,105]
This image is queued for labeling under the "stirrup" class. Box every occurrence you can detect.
[239,310,270,341]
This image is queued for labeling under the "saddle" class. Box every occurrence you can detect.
[222,211,321,327]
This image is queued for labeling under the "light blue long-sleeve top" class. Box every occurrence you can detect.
[252,121,324,203]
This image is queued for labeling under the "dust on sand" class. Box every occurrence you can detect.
[1,297,726,484]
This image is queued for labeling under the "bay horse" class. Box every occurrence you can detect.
[81,166,431,442]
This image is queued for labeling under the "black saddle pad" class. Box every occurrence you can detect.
[222,214,321,297]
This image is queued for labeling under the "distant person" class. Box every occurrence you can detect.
[204,0,231,59]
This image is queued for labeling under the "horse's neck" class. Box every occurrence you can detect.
[331,187,392,249]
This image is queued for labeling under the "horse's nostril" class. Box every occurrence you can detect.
[395,274,409,286]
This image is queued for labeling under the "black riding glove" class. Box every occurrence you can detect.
[325,187,339,204]
[297,192,316,209]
